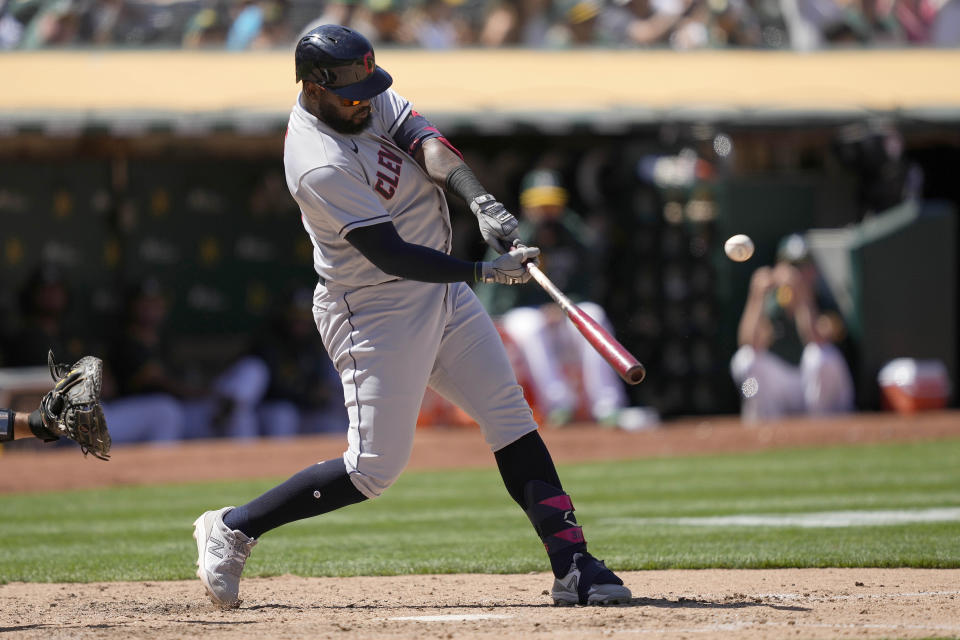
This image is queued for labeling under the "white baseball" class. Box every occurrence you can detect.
[724,234,755,262]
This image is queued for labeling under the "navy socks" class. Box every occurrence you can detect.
[494,431,587,577]
[222,431,585,579]
[223,458,367,539]
[494,431,561,506]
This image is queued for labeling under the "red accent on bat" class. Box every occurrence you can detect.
[565,304,645,384]
[526,262,645,385]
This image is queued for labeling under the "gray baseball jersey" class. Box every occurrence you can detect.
[285,89,452,289]
[283,91,536,498]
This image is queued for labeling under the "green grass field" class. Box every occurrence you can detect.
[2,438,959,583]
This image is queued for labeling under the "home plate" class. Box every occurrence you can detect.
[389,614,513,622]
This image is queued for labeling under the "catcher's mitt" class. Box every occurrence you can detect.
[39,350,112,460]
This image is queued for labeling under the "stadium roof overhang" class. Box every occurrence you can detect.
[2,49,959,136]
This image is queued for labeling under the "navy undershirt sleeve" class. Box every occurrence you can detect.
[392,109,444,156]
[346,221,477,283]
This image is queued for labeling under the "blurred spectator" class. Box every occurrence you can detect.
[299,0,414,45]
[701,0,764,47]
[297,0,364,40]
[895,0,939,43]
[257,0,292,46]
[2,263,87,367]
[832,122,922,219]
[225,0,263,49]
[522,0,556,46]
[475,169,648,428]
[0,0,25,48]
[599,0,693,46]
[362,0,414,44]
[101,277,191,444]
[478,0,554,47]
[730,234,855,422]
[780,0,842,49]
[80,0,152,46]
[932,0,960,44]
[182,0,230,48]
[546,0,613,46]
[478,0,520,45]
[406,0,473,48]
[4,0,958,49]
[251,287,347,437]
[225,0,289,49]
[17,0,83,48]
[780,0,905,49]
[105,278,269,443]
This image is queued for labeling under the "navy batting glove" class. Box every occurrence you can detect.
[471,194,520,255]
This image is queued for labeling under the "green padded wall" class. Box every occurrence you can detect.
[848,200,957,408]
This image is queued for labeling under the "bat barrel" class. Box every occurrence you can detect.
[596,330,647,384]
[563,293,646,386]
[525,260,647,386]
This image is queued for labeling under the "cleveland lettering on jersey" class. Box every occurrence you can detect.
[374,144,404,199]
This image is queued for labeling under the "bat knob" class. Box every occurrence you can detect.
[624,364,646,385]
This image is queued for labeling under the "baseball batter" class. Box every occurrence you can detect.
[193,25,630,608]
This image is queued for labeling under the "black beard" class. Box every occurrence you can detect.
[317,101,373,134]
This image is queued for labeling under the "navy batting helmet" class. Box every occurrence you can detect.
[295,25,392,101]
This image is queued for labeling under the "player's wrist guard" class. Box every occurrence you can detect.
[478,262,496,284]
[0,408,13,442]
[469,193,496,216]
[444,165,487,204]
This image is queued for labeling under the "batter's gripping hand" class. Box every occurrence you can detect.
[479,244,540,285]
[470,194,520,254]
[39,351,112,460]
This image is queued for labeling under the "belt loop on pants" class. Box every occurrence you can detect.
[317,275,326,286]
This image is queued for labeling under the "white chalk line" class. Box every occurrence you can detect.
[752,590,960,601]
[605,507,960,528]
[388,614,513,622]
[383,588,959,626]
[614,621,960,634]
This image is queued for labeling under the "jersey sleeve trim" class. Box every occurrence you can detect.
[392,109,455,157]
[387,101,413,136]
[433,136,463,160]
[339,214,391,236]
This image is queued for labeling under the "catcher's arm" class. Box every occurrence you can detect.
[0,408,35,441]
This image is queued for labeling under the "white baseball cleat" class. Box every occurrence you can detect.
[551,552,632,606]
[193,506,257,608]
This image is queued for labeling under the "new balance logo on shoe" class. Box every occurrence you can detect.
[556,572,577,593]
[209,537,225,559]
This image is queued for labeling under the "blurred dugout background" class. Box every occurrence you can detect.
[0,33,958,421]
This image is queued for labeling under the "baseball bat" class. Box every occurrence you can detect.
[525,261,646,385]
